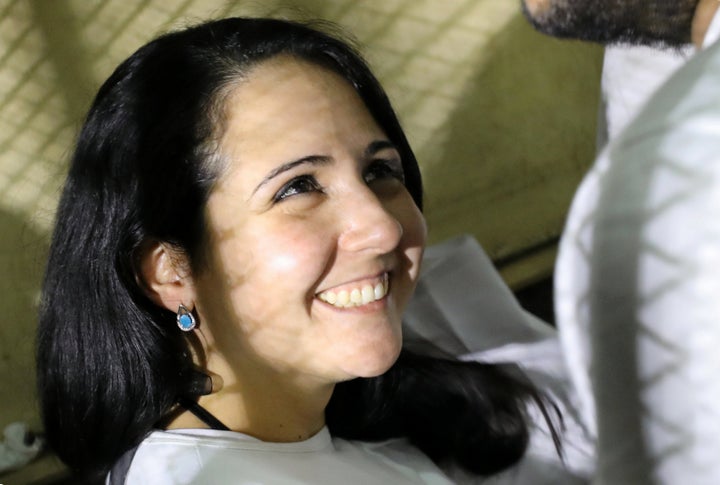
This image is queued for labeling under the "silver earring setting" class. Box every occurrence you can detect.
[176,304,196,332]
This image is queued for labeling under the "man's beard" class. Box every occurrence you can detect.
[522,0,700,48]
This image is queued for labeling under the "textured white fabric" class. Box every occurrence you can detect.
[555,11,720,484]
[597,45,693,147]
[114,235,594,484]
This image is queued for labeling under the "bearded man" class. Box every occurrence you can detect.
[523,0,715,46]
[521,1,720,484]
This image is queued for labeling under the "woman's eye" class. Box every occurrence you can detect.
[364,159,405,185]
[273,175,322,202]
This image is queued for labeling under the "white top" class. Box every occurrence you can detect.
[117,340,593,484]
[122,427,453,485]
[555,9,720,483]
[111,236,594,484]
[119,388,592,485]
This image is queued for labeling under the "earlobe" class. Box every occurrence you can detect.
[137,240,196,312]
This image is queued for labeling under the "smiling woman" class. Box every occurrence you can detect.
[157,57,427,436]
[37,17,581,484]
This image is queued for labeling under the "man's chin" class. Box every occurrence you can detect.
[521,0,552,17]
[520,0,698,48]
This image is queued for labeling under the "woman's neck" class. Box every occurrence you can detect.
[692,0,720,47]
[167,355,334,442]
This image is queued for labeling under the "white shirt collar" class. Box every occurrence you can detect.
[702,7,720,48]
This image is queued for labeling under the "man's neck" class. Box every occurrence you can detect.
[692,0,720,47]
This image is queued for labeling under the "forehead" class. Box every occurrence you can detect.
[229,56,369,123]
[216,56,385,168]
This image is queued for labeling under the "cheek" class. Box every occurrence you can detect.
[229,219,334,306]
[263,248,304,274]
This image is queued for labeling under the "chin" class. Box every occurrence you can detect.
[346,340,402,379]
[522,0,551,17]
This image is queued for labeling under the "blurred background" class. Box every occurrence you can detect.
[0,0,601,481]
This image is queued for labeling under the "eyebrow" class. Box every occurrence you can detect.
[365,140,398,157]
[252,139,399,195]
[252,155,332,195]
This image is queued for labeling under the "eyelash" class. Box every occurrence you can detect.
[364,159,405,185]
[273,174,322,202]
[272,159,405,202]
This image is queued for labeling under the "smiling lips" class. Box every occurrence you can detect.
[317,273,389,308]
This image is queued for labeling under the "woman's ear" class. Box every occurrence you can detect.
[137,240,196,312]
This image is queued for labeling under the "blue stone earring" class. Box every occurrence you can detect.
[176,304,196,332]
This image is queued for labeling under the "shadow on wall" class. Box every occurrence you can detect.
[0,8,603,425]
[423,14,603,260]
[0,210,48,428]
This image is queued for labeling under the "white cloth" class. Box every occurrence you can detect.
[460,339,594,484]
[122,410,591,485]
[597,45,693,148]
[403,235,555,357]
[114,235,594,484]
[121,427,453,485]
[0,422,44,474]
[555,10,720,484]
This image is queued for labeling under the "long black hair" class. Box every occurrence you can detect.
[37,17,557,480]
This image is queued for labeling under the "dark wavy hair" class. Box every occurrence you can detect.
[37,17,558,481]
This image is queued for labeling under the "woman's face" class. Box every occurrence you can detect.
[192,57,426,386]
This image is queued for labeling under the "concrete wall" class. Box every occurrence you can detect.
[0,1,601,480]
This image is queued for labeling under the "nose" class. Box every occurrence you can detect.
[337,187,403,255]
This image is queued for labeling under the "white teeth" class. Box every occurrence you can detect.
[361,285,374,304]
[318,274,389,308]
[373,283,383,300]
